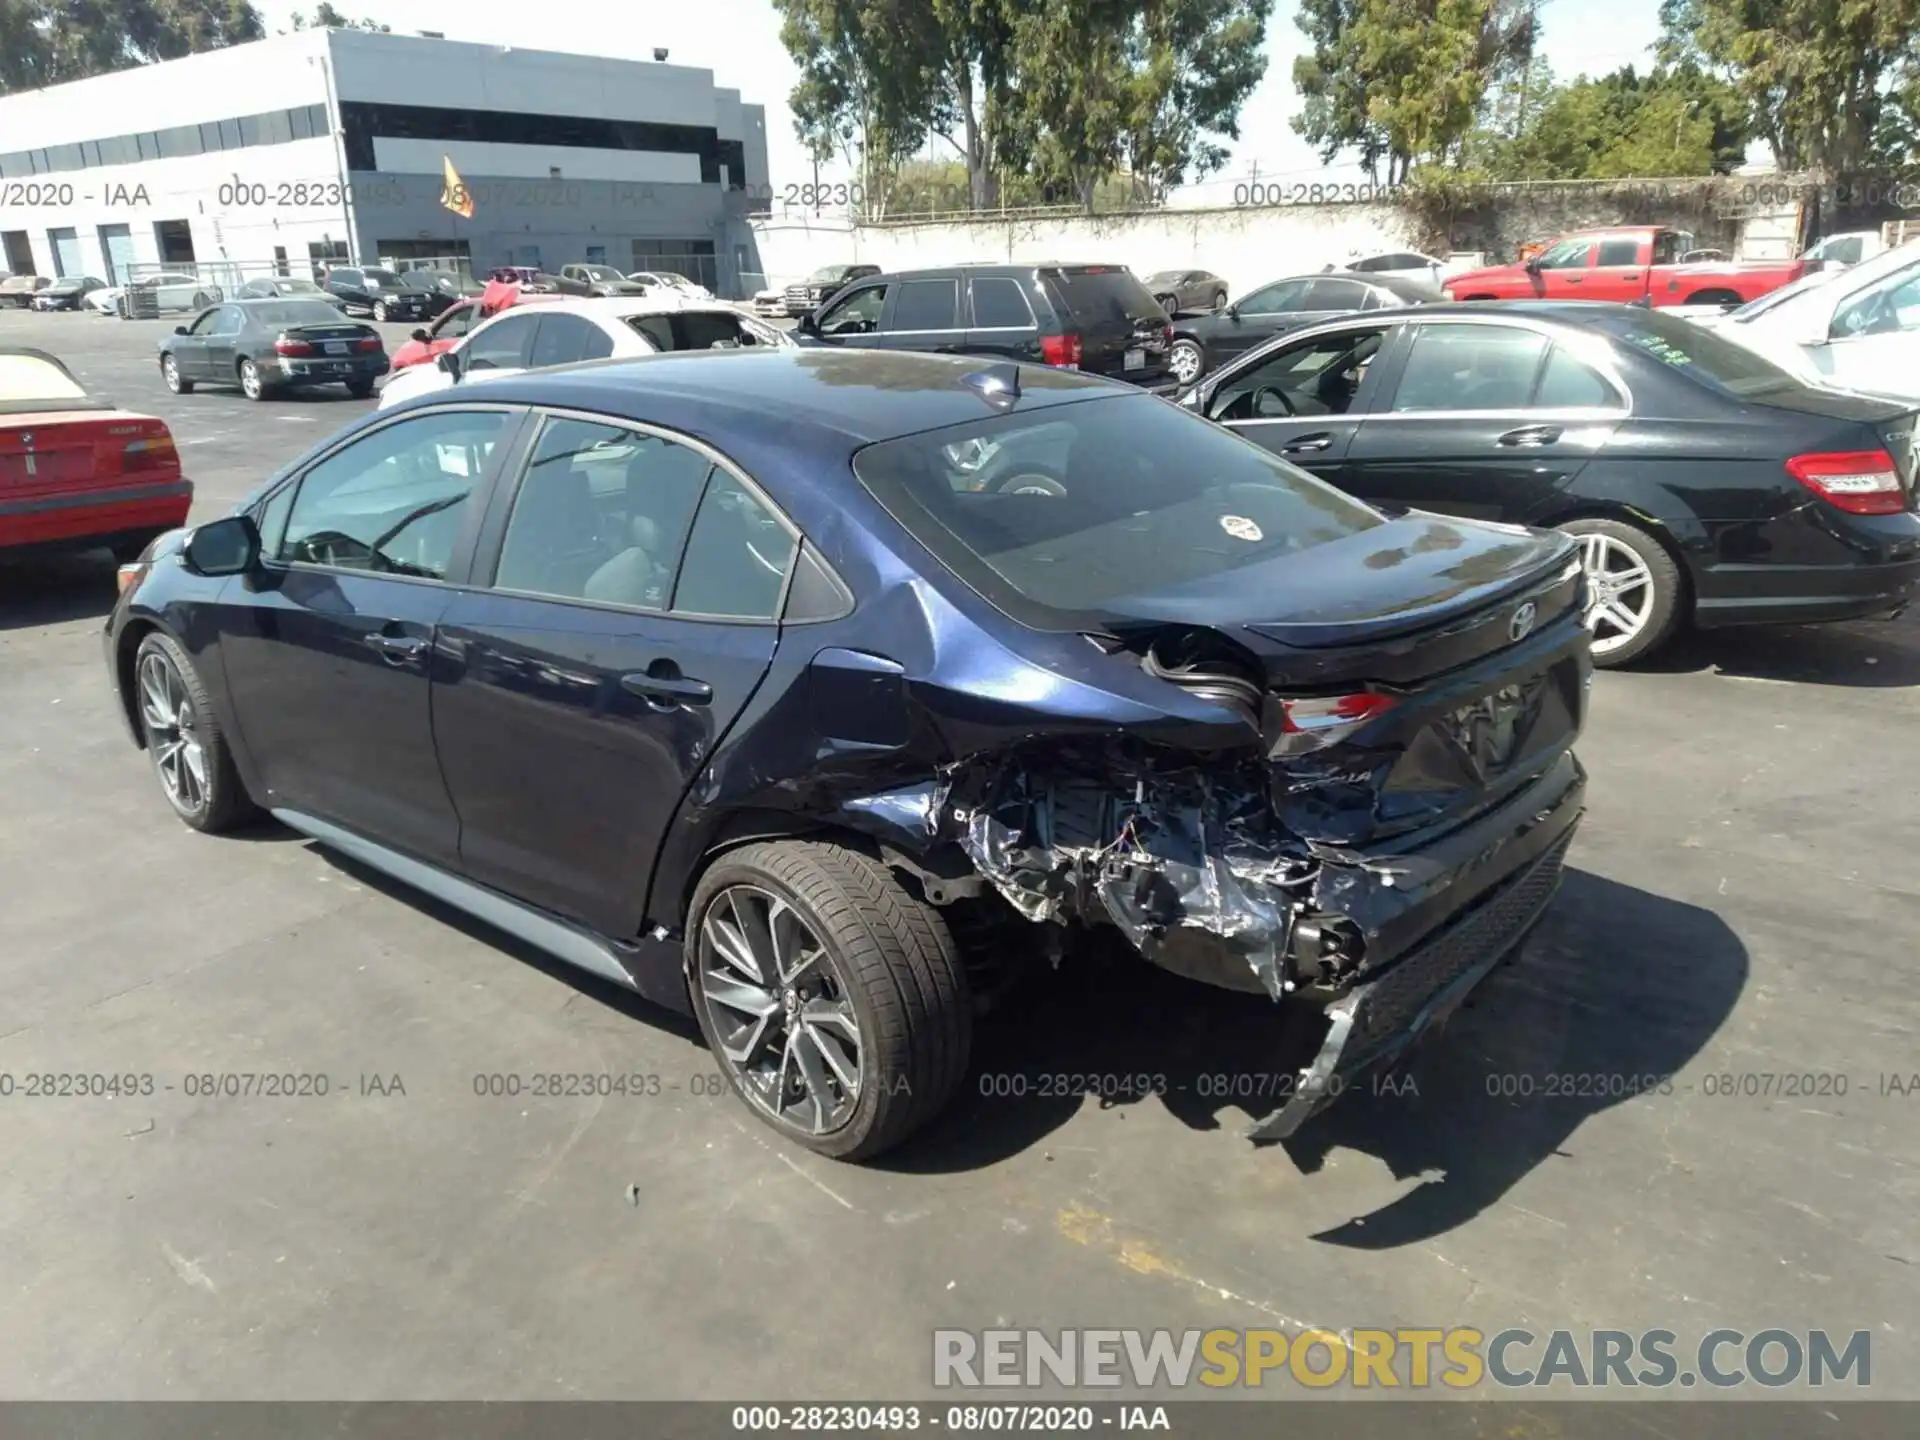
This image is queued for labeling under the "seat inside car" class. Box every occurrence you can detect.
[582,441,713,608]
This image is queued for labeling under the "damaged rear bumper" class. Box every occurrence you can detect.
[1246,750,1585,1141]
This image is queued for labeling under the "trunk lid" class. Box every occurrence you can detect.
[1107,516,1590,846]
[1041,266,1172,382]
[0,408,181,500]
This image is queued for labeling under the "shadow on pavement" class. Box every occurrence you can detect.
[0,550,119,631]
[1639,612,1920,687]
[885,868,1746,1249]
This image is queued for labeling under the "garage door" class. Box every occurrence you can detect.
[98,224,136,284]
[49,227,82,278]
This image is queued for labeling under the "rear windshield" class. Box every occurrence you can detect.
[1042,267,1165,327]
[851,392,1383,630]
[1585,308,1802,397]
[254,301,350,327]
[276,278,323,292]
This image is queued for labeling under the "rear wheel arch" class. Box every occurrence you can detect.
[1532,500,1694,590]
[1683,288,1742,306]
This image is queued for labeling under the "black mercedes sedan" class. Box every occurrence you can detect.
[105,348,1590,1160]
[157,298,390,401]
[323,265,439,323]
[1179,301,1920,665]
[1168,270,1443,387]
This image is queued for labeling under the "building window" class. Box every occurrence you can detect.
[0,103,328,179]
[154,219,195,264]
[336,100,724,180]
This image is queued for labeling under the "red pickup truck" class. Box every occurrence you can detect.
[1443,226,1807,308]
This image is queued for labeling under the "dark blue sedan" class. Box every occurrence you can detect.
[103,348,1591,1159]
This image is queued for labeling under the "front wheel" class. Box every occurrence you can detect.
[132,632,258,833]
[1211,289,1228,311]
[1560,517,1683,666]
[161,354,192,394]
[1168,337,1206,387]
[688,841,971,1161]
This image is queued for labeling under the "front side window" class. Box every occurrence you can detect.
[275,410,511,578]
[1832,264,1920,338]
[1391,324,1549,412]
[852,393,1383,631]
[187,308,221,335]
[1213,329,1386,420]
[494,417,713,609]
[818,283,888,336]
[1235,279,1313,314]
[1534,238,1593,270]
[209,307,243,336]
[889,278,960,330]
[464,313,542,371]
[436,304,476,339]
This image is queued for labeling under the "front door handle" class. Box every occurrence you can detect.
[364,632,428,664]
[621,667,713,708]
[1497,425,1562,447]
[1282,432,1334,453]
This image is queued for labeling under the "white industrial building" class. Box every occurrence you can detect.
[0,28,771,296]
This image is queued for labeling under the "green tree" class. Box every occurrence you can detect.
[1293,0,1535,182]
[1,0,264,93]
[1659,0,1920,172]
[1462,63,1749,179]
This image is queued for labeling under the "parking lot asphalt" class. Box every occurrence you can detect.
[2,308,1917,1401]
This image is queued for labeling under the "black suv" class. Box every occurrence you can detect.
[784,263,881,315]
[793,263,1176,389]
[323,266,441,323]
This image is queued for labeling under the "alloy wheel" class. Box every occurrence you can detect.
[1169,341,1203,386]
[137,650,208,817]
[162,356,181,392]
[373,301,388,322]
[697,884,863,1137]
[239,360,262,399]
[1578,532,1657,656]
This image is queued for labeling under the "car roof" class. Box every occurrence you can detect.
[482,296,741,320]
[426,348,1128,445]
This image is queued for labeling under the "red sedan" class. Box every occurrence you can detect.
[388,280,563,373]
[1,348,191,560]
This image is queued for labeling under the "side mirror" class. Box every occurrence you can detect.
[410,328,430,343]
[173,325,188,336]
[437,350,462,378]
[797,311,820,336]
[182,515,260,577]
[1225,301,1240,319]
[1524,257,1543,276]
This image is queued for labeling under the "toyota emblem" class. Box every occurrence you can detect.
[1508,601,1538,642]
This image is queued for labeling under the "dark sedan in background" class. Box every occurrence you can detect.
[322,266,440,323]
[158,298,389,401]
[236,276,346,307]
[1167,270,1444,387]
[31,276,107,311]
[1145,268,1229,315]
[1179,300,1920,663]
[103,348,1589,1161]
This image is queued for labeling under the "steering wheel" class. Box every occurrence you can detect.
[991,471,1068,497]
[1252,385,1297,417]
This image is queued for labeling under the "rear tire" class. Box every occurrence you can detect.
[132,631,258,834]
[1211,289,1228,311]
[238,357,269,401]
[1169,337,1207,387]
[346,379,375,399]
[688,840,972,1161]
[373,301,389,323]
[1559,516,1683,667]
[1155,293,1178,315]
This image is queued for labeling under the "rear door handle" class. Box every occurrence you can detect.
[621,669,713,707]
[364,633,428,664]
[1282,432,1334,453]
[1497,425,1562,447]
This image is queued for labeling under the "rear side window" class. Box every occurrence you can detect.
[969,277,1035,328]
[529,313,613,367]
[1305,278,1371,310]
[671,471,797,619]
[1042,267,1164,327]
[890,278,961,330]
[1534,346,1617,408]
[1585,308,1800,397]
[1391,324,1548,412]
[1595,239,1641,266]
[851,393,1383,631]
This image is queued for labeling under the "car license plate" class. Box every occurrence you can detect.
[1124,348,1145,371]
[325,342,348,355]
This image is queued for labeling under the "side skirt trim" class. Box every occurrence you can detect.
[272,807,641,992]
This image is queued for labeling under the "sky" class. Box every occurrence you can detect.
[254,0,1667,197]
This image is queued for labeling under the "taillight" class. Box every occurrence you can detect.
[355,336,381,352]
[1785,450,1907,515]
[275,335,315,357]
[1162,324,1174,347]
[1272,692,1398,755]
[121,433,178,473]
[1040,332,1082,368]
